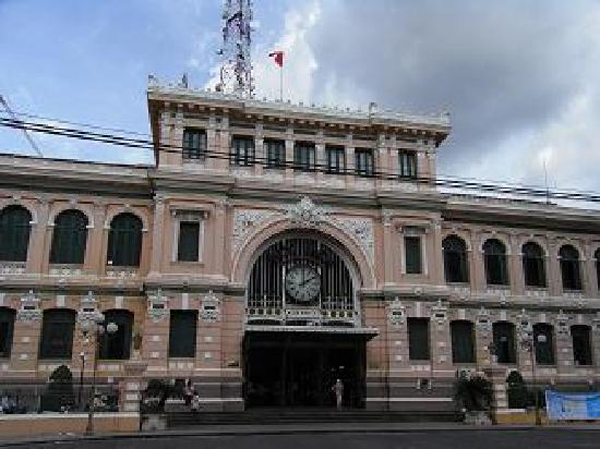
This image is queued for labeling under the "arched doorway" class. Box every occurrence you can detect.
[243,233,368,409]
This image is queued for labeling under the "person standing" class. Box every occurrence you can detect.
[332,379,344,410]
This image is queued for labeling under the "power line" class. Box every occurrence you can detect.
[2,115,600,204]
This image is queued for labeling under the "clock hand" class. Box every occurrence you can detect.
[299,275,318,287]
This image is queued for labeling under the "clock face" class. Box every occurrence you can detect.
[285,265,321,303]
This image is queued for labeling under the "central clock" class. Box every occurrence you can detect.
[285,265,321,303]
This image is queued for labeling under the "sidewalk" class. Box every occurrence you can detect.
[2,421,600,447]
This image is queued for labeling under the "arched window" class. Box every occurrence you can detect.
[0,307,16,358]
[451,320,475,364]
[483,239,508,285]
[559,245,582,291]
[492,321,516,364]
[0,206,32,262]
[98,309,133,360]
[533,323,555,365]
[595,248,600,290]
[522,242,546,288]
[443,236,469,283]
[39,309,76,359]
[571,325,593,366]
[107,213,143,267]
[50,210,88,264]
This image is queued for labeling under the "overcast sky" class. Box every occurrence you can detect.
[1,0,599,195]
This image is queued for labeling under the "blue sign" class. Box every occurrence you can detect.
[546,390,600,420]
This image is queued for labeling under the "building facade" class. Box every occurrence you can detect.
[0,80,599,413]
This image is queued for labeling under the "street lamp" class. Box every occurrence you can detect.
[519,328,544,426]
[81,316,118,436]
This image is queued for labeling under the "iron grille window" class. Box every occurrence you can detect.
[571,325,593,366]
[230,136,255,166]
[98,310,133,360]
[177,222,200,262]
[522,242,546,288]
[451,320,475,364]
[398,150,417,179]
[107,213,143,267]
[39,309,75,359]
[408,318,430,360]
[169,310,198,358]
[265,139,286,169]
[326,145,346,174]
[0,308,15,358]
[0,206,32,262]
[443,236,469,283]
[483,239,508,285]
[182,128,207,160]
[49,210,88,265]
[492,322,516,364]
[293,142,316,171]
[559,245,582,291]
[404,236,422,274]
[533,323,555,365]
[355,148,374,177]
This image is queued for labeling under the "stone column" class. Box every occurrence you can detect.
[484,366,509,418]
[148,196,166,277]
[10,295,43,374]
[346,133,355,188]
[547,238,562,296]
[284,126,294,180]
[255,123,264,176]
[431,220,444,284]
[509,233,524,296]
[84,202,106,276]
[315,130,325,183]
[471,233,486,293]
[26,199,49,274]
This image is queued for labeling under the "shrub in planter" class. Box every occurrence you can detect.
[454,371,493,412]
[41,365,75,412]
[506,371,528,409]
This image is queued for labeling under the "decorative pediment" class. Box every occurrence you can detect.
[17,290,42,321]
[147,289,169,323]
[77,290,103,325]
[387,298,406,326]
[284,196,330,228]
[199,290,221,322]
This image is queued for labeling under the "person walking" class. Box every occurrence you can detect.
[332,379,344,410]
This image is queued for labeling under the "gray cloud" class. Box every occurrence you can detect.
[303,0,600,187]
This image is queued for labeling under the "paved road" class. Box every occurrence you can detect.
[11,429,600,449]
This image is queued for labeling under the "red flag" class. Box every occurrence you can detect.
[268,51,284,67]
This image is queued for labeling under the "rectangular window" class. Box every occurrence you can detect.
[177,222,200,262]
[572,325,593,366]
[451,321,475,364]
[408,318,430,360]
[169,310,198,358]
[326,145,346,174]
[355,148,374,177]
[265,139,286,169]
[230,136,255,166]
[399,150,417,179]
[405,236,422,274]
[182,128,207,160]
[294,142,316,171]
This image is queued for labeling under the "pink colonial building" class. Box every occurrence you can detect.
[0,78,599,414]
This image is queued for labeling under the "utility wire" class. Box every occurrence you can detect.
[2,115,600,204]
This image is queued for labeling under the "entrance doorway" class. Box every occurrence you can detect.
[244,332,366,408]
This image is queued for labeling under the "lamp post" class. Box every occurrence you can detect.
[78,351,85,409]
[519,329,544,426]
[81,316,118,436]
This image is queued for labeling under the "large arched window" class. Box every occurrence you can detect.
[451,320,475,364]
[98,309,133,360]
[0,206,32,262]
[39,309,76,359]
[0,307,16,358]
[559,245,582,291]
[50,210,88,265]
[492,321,516,364]
[533,323,555,365]
[571,325,593,366]
[443,235,469,283]
[107,213,143,267]
[483,239,508,285]
[522,242,546,288]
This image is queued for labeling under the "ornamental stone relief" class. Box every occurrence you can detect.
[232,196,375,266]
[17,290,42,321]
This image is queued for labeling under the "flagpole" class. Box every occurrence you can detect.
[279,64,283,102]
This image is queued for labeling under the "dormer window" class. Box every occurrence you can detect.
[182,128,207,160]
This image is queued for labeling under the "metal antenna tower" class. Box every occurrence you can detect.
[216,0,254,98]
